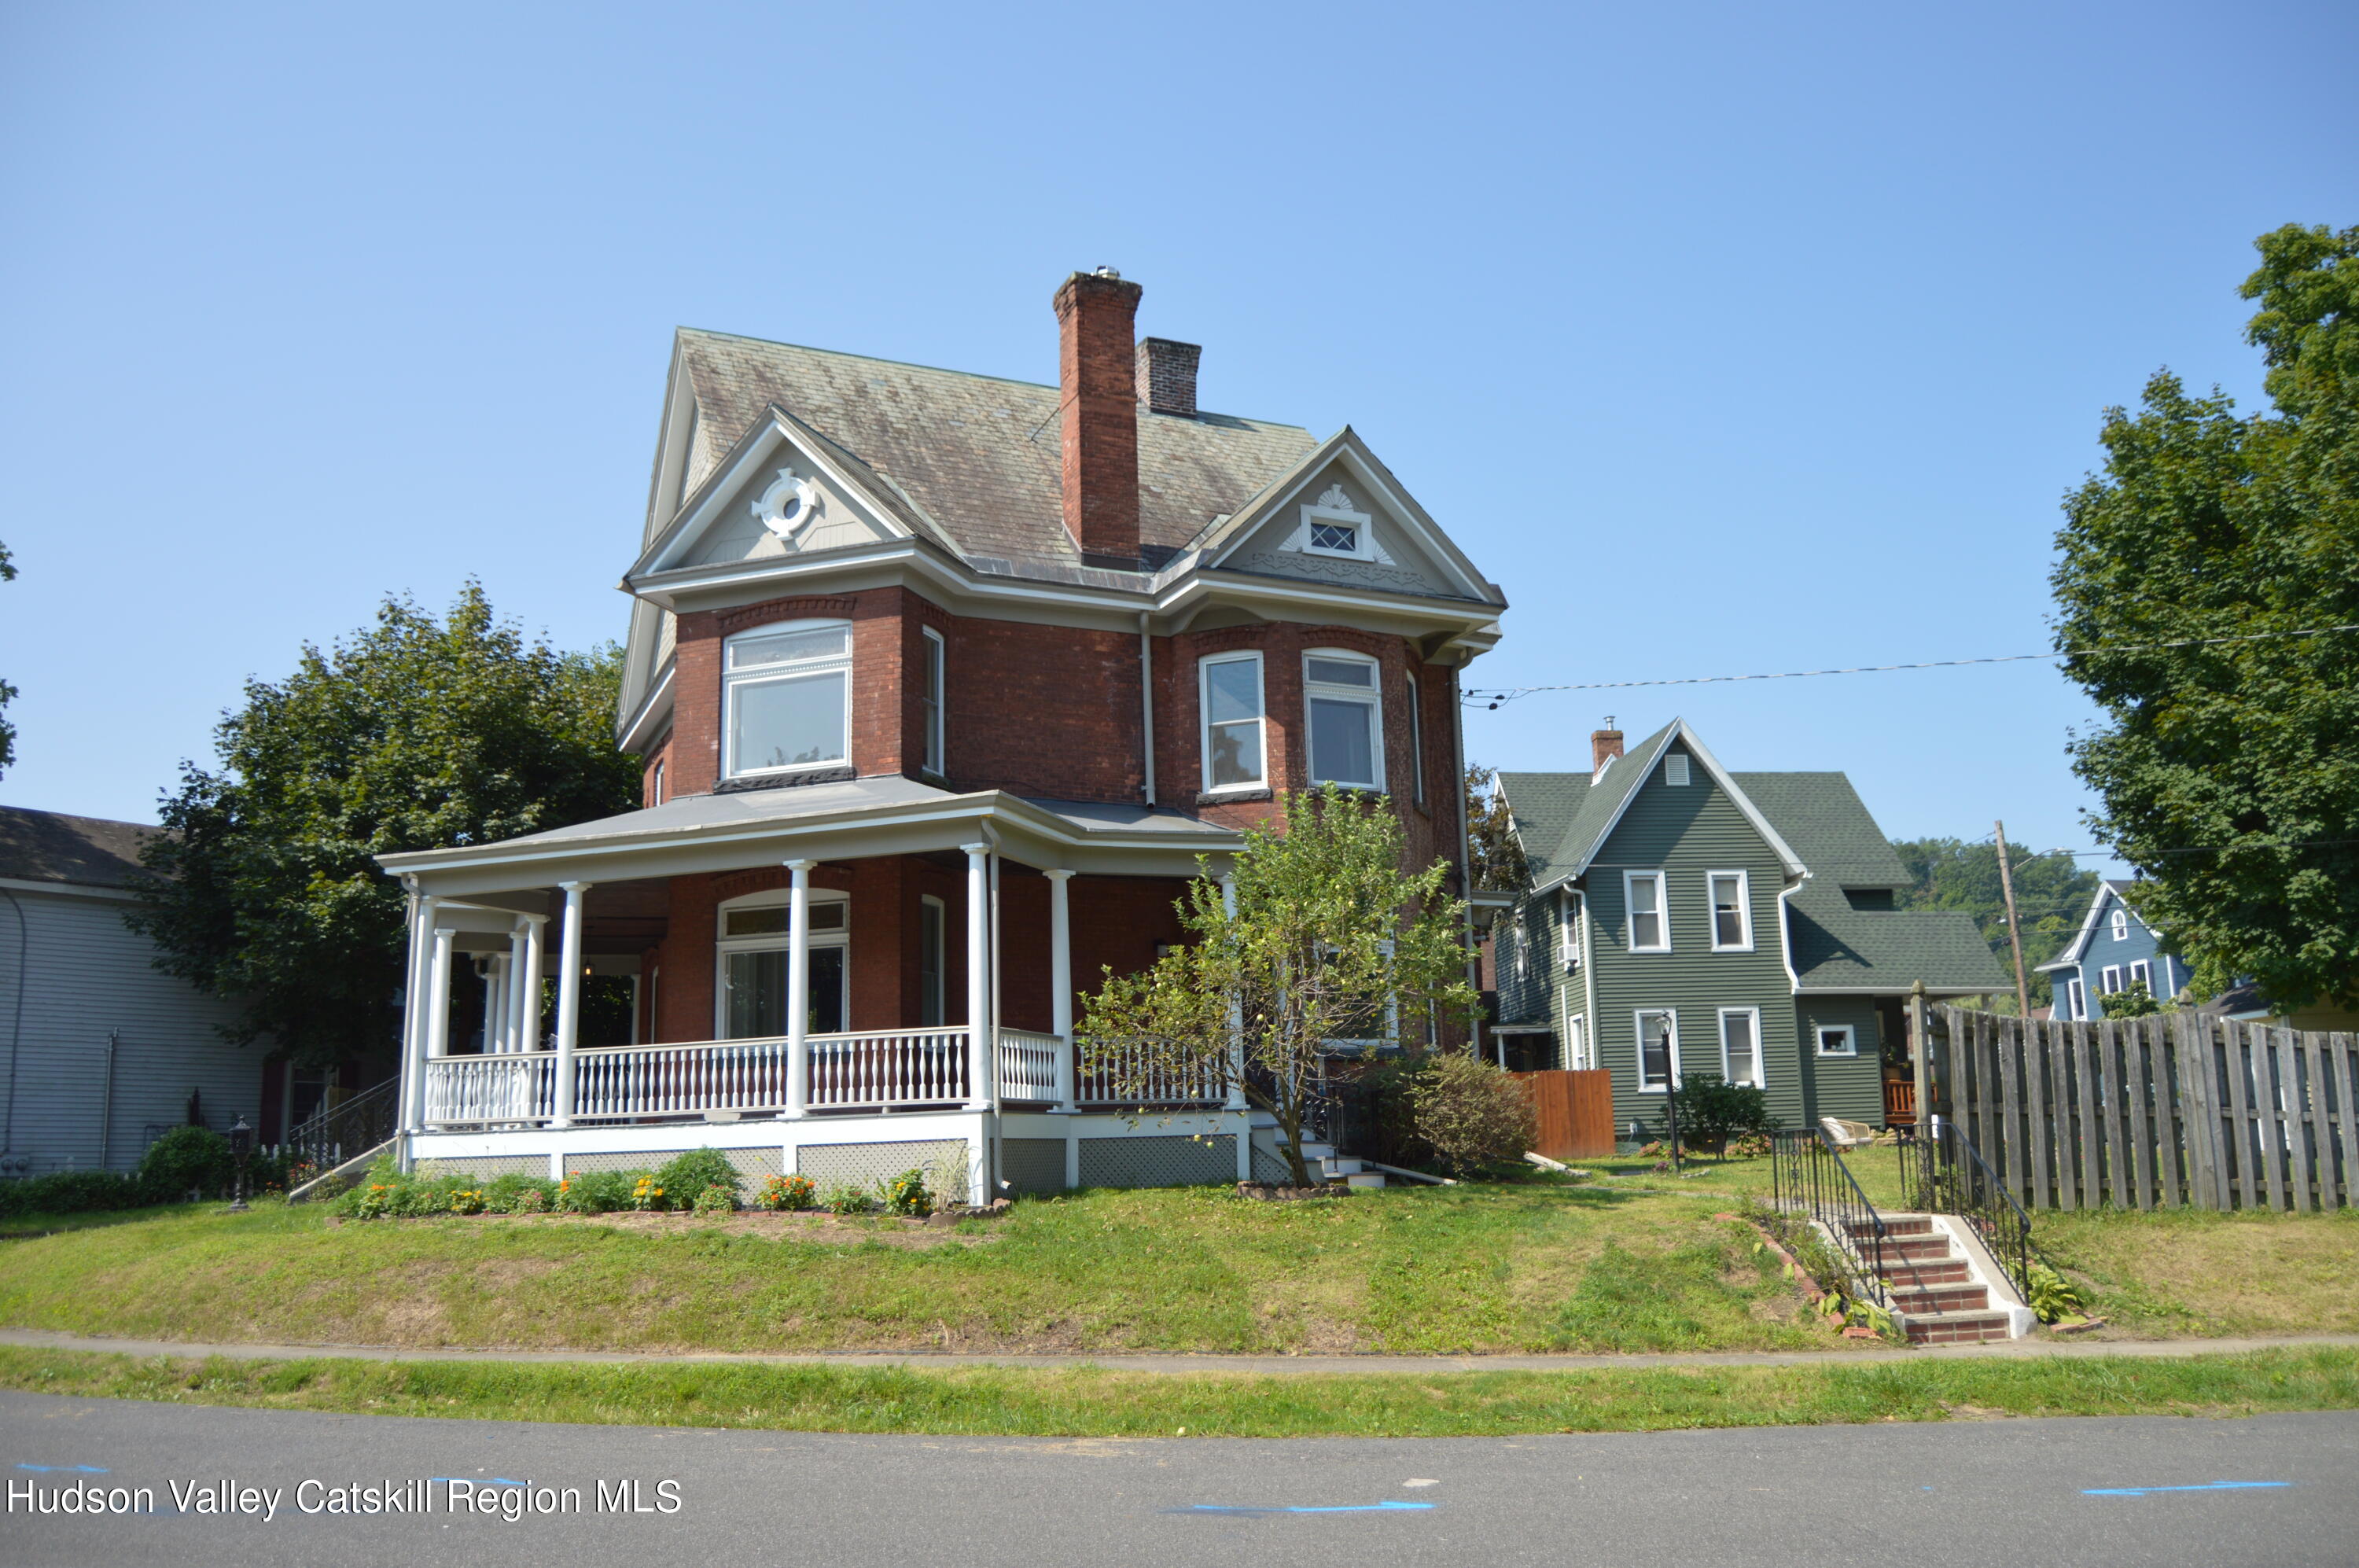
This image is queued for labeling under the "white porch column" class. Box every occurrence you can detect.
[1046,869,1076,1112]
[521,914,547,1051]
[785,859,814,1119]
[551,881,590,1128]
[422,924,456,1125]
[962,842,992,1105]
[1222,873,1247,1110]
[484,954,510,1054]
[505,920,532,1052]
[400,893,436,1135]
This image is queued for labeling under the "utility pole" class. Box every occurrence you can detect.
[1993,820,2033,1021]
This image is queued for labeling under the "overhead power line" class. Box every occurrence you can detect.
[1463,622,2359,707]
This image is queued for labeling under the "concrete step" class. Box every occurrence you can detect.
[1844,1215,1934,1238]
[1322,1157,1364,1176]
[1905,1311,2014,1345]
[1296,1142,1335,1161]
[1891,1283,1992,1316]
[1342,1172,1386,1189]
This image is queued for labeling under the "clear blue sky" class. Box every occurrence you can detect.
[3,2,2352,872]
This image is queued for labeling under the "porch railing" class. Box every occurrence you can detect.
[1076,1036,1228,1107]
[1768,1128,1899,1313]
[806,1027,970,1110]
[1901,1117,2034,1303]
[575,1037,792,1120]
[995,1029,1064,1103]
[424,1053,554,1124]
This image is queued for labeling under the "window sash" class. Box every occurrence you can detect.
[1626,871,1667,951]
[921,628,944,775]
[1720,1008,1761,1088]
[2066,978,2086,1020]
[2100,966,2122,993]
[1637,1009,1679,1091]
[1815,1025,1857,1058]
[1302,651,1383,790]
[1199,653,1266,791]
[1406,675,1424,804]
[919,896,946,1027]
[2129,959,2151,992]
[2111,909,2129,940]
[722,620,852,778]
[1709,871,1750,950]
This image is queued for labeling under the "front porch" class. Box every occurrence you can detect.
[381,776,1284,1199]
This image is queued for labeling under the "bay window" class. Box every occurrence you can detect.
[1303,650,1383,790]
[723,620,850,779]
[1199,652,1266,791]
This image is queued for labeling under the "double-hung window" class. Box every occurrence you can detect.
[2100,964,2122,994]
[919,626,945,776]
[1709,870,1750,950]
[1564,1014,1591,1071]
[1625,870,1669,952]
[1405,674,1425,805]
[1303,651,1383,790]
[1199,652,1266,791]
[723,620,850,779]
[1720,1007,1763,1088]
[716,893,848,1038]
[2065,977,2086,1020]
[1637,1009,1679,1091]
[2128,959,2151,994]
[918,895,947,1026]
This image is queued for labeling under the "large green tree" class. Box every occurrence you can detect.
[131,583,639,1068]
[1080,786,1477,1187]
[2051,223,2359,1010]
[1891,837,2100,1009]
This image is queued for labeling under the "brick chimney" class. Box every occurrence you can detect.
[1135,337,1201,418]
[1053,268,1143,566]
[1592,720,1625,779]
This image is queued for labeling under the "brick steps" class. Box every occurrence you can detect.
[1838,1213,2017,1345]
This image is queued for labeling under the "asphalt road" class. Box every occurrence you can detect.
[4,1393,2353,1567]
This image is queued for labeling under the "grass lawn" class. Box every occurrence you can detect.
[3,1160,2353,1356]
[2,1342,2354,1437]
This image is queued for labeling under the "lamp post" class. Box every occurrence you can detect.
[226,1114,254,1213]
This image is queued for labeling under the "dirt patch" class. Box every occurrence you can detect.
[422,1211,1001,1250]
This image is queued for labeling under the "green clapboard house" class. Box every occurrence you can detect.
[1489,720,2006,1136]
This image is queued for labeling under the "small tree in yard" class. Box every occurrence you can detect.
[1410,1053,1536,1176]
[1080,786,1478,1189]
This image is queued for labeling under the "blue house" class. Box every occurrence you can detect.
[2038,880,2188,1020]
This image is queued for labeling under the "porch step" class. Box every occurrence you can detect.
[1886,1257,1974,1286]
[1296,1142,1336,1161]
[1341,1172,1386,1189]
[1867,1234,1956,1262]
[1905,1310,2014,1345]
[1321,1157,1364,1177]
[1890,1283,1992,1316]
[1846,1215,1933,1238]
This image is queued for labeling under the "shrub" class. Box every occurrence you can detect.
[657,1148,742,1207]
[754,1174,816,1212]
[447,1187,486,1216]
[558,1170,636,1214]
[510,1185,549,1214]
[1409,1053,1537,1176]
[879,1169,932,1216]
[2026,1261,2090,1323]
[1667,1073,1776,1152]
[820,1182,871,1215]
[138,1126,234,1201]
[481,1172,558,1214]
[691,1183,734,1216]
[0,1169,146,1219]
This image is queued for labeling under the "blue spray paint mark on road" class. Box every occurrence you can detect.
[1183,1500,1437,1517]
[17,1464,108,1474]
[2083,1481,2292,1497]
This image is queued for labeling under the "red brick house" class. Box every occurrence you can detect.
[377,271,1506,1198]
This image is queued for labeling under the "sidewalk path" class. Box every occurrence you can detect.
[5,1325,2354,1375]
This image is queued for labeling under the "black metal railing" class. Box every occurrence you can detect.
[283,1078,399,1187]
[1769,1128,1898,1311]
[1901,1118,2033,1303]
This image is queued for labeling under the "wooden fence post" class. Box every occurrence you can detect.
[2334,1033,2358,1211]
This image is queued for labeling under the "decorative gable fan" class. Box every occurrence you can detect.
[1288,480,1393,564]
[754,469,820,539]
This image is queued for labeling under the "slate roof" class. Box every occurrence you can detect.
[1496,752,2008,994]
[673,329,1323,571]
[0,806,154,889]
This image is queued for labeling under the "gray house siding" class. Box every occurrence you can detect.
[1794,994,1885,1126]
[0,884,257,1175]
[1582,746,1800,1133]
[1494,893,1562,1042]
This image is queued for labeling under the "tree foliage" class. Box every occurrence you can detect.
[1078,786,1478,1187]
[1463,764,1529,892]
[1408,1052,1536,1176]
[2052,223,2359,1009]
[129,583,639,1068]
[1890,837,2099,1007]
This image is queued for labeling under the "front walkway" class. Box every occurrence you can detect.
[7,1325,2350,1375]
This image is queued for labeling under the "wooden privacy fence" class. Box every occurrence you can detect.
[1513,1069,1617,1161]
[1924,1004,2358,1213]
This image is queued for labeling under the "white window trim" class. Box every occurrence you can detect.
[1815,1023,1857,1058]
[1294,486,1385,561]
[1301,648,1385,791]
[650,759,665,806]
[721,619,853,781]
[1624,869,1669,953]
[712,888,851,1038]
[1565,1013,1590,1071]
[2111,907,2129,940]
[2066,977,2087,1020]
[1718,1007,1765,1088]
[1198,650,1268,793]
[919,626,945,777]
[1707,869,1753,951]
[918,894,948,1028]
[2129,959,2151,992]
[2100,965,2123,994]
[1558,889,1580,970]
[1664,753,1691,786]
[1636,1008,1680,1092]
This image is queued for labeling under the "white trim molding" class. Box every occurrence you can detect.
[1814,1023,1857,1058]
[1198,649,1268,794]
[1625,869,1669,953]
[752,468,822,540]
[1718,1006,1765,1088]
[1708,869,1752,951]
[1301,647,1384,791]
[1636,1007,1680,1091]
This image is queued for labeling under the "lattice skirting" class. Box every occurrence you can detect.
[999,1137,1067,1195]
[1079,1134,1235,1188]
[558,1147,783,1180]
[1251,1143,1294,1184]
[414,1155,548,1180]
[797,1139,969,1205]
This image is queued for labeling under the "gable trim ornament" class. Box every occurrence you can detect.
[753,469,822,541]
[1283,481,1392,564]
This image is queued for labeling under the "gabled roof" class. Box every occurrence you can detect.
[2037,878,2142,972]
[672,329,1321,570]
[0,806,153,889]
[1785,896,2009,993]
[1728,772,1912,889]
[1507,720,1805,896]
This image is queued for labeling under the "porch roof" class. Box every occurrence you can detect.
[376,775,1241,895]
